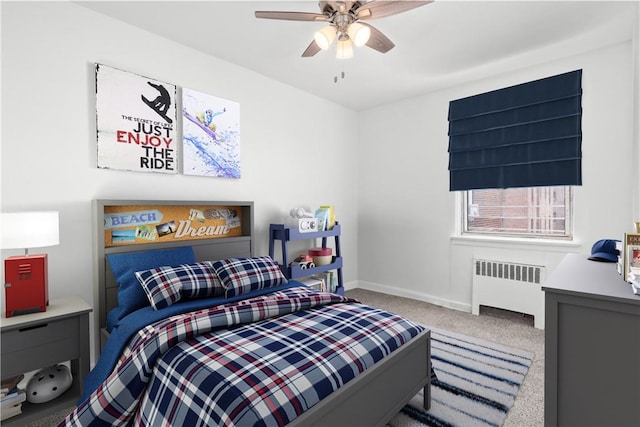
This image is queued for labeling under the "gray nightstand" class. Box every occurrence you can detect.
[1,297,92,425]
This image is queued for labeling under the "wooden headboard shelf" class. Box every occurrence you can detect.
[93,200,254,351]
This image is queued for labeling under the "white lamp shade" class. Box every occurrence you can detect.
[348,22,371,47]
[314,25,337,50]
[336,38,354,59]
[1,211,59,250]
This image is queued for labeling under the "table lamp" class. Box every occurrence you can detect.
[1,211,59,317]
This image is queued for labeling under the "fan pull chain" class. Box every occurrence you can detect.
[334,66,346,84]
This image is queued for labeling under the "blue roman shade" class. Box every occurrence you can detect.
[448,70,582,191]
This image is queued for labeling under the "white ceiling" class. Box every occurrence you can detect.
[76,1,636,111]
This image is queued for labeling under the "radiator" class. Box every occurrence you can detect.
[471,259,545,329]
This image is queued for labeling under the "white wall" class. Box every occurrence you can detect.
[2,1,638,361]
[358,39,637,311]
[0,1,359,357]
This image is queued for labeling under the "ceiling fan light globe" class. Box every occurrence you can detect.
[336,38,354,59]
[314,25,336,50]
[348,22,371,47]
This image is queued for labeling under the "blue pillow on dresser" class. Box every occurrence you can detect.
[106,246,196,322]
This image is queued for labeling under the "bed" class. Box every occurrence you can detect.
[60,200,431,426]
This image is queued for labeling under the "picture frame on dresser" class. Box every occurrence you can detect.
[623,232,640,282]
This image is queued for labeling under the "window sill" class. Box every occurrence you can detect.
[451,234,582,252]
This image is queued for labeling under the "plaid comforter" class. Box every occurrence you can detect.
[60,287,424,426]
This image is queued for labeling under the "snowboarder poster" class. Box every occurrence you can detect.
[96,64,177,174]
[182,88,241,178]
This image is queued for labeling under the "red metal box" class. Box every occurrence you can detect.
[4,255,48,317]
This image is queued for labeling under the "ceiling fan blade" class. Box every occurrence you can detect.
[255,11,328,22]
[302,40,322,57]
[362,23,395,53]
[356,1,432,20]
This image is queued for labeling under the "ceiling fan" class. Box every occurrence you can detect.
[255,1,433,59]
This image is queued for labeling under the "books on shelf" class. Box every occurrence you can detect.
[1,388,26,421]
[0,374,24,398]
[1,374,26,421]
[0,402,22,421]
[319,270,338,293]
[314,209,329,231]
[296,272,338,293]
[298,277,325,292]
[314,205,336,231]
[319,205,335,230]
[1,389,26,411]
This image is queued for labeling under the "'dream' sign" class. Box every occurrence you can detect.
[103,205,242,247]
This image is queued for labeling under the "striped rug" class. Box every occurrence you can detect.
[387,328,534,427]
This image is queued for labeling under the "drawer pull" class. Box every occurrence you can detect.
[19,323,48,332]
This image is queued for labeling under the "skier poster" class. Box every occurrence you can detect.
[96,64,177,174]
[182,88,241,178]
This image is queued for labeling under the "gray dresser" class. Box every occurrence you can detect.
[543,253,640,427]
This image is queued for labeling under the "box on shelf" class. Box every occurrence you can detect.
[309,247,332,266]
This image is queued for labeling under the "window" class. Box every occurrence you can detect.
[464,186,572,239]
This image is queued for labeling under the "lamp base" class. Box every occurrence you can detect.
[4,254,49,317]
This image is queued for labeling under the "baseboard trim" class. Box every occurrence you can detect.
[348,280,471,313]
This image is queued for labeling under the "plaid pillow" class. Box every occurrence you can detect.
[135,262,222,310]
[210,256,288,298]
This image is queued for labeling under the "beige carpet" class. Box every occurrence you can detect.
[30,288,544,427]
[24,407,74,427]
[347,288,544,427]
